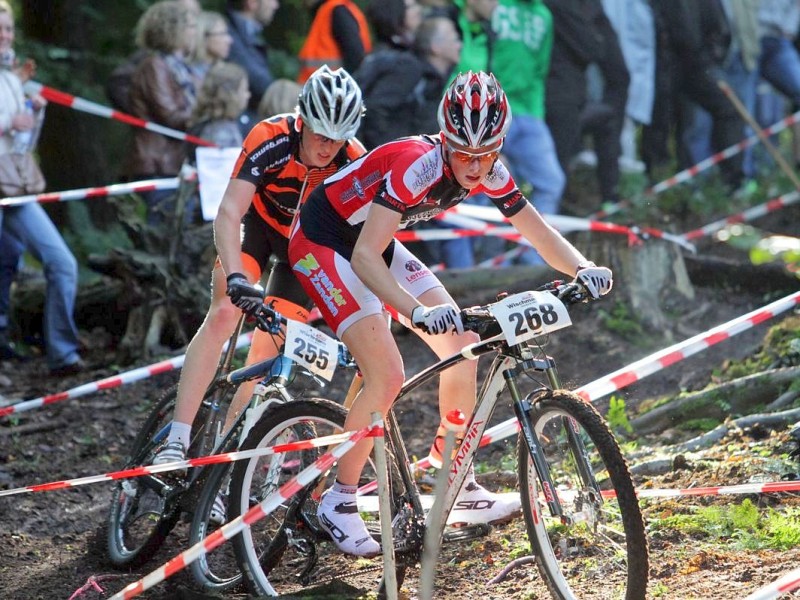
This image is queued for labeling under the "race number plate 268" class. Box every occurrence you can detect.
[284,320,339,381]
[488,291,571,345]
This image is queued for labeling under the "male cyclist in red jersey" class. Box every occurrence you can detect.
[288,71,614,556]
[152,67,366,496]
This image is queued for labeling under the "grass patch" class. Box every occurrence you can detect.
[650,499,800,551]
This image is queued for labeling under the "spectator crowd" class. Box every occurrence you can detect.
[2,0,800,373]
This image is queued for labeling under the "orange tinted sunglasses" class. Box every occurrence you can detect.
[447,145,500,166]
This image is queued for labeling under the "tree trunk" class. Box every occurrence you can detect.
[572,232,695,338]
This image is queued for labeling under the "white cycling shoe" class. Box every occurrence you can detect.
[317,490,381,557]
[446,481,521,526]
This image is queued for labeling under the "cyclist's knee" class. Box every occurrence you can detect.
[367,363,405,403]
[204,298,241,335]
[248,328,280,362]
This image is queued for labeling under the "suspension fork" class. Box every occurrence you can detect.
[506,369,567,519]
[539,360,602,498]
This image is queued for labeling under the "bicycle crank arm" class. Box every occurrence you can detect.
[442,523,491,543]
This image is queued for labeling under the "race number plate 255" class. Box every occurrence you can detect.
[284,320,339,381]
[488,291,571,345]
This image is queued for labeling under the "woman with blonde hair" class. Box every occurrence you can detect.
[191,10,233,82]
[190,62,250,153]
[127,0,199,225]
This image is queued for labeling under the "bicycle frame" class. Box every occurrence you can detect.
[383,330,597,546]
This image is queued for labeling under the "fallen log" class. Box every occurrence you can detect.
[672,406,800,453]
[630,366,800,435]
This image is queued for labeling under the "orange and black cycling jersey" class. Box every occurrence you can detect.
[231,113,365,238]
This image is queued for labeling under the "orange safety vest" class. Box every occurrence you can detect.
[297,0,372,83]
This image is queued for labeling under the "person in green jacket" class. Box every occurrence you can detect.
[453,0,566,265]
[452,0,496,74]
[491,0,565,222]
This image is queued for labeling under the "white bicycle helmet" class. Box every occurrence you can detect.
[298,65,365,141]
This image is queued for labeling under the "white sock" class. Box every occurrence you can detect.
[331,480,358,495]
[166,421,191,449]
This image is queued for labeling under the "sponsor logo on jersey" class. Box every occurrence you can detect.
[405,260,422,272]
[353,177,364,198]
[402,207,442,225]
[249,135,290,164]
[409,154,438,192]
[292,253,346,316]
[339,170,382,203]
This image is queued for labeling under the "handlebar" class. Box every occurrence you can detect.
[460,279,594,337]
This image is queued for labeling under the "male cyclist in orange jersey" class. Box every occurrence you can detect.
[152,67,366,504]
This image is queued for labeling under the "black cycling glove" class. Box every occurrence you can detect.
[225,272,263,315]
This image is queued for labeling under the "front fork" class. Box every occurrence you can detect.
[508,369,567,520]
[507,363,603,521]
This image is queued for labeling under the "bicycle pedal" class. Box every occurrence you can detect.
[442,523,491,543]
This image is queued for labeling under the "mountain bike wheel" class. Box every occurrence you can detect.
[228,400,347,596]
[106,384,182,567]
[188,460,242,592]
[229,399,348,596]
[517,389,648,600]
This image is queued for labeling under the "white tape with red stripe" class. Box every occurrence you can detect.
[649,109,800,196]
[109,419,382,600]
[680,190,800,242]
[0,177,179,207]
[459,290,800,455]
[590,109,800,220]
[0,427,360,497]
[743,566,800,600]
[24,80,216,147]
[0,332,252,419]
[443,205,697,252]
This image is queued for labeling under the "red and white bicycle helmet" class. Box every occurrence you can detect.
[437,71,511,152]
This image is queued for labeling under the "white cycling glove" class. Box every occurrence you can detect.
[411,304,464,335]
[575,262,613,299]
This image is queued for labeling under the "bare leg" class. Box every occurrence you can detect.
[173,264,252,425]
[412,287,480,421]
[334,314,404,486]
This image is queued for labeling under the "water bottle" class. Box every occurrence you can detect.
[11,99,34,154]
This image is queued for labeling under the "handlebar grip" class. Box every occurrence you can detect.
[254,304,285,334]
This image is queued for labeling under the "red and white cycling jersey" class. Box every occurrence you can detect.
[299,134,529,258]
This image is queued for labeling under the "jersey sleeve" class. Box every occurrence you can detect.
[370,141,431,214]
[479,160,529,218]
[231,120,285,186]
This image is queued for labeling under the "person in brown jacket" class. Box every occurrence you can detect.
[127,1,199,226]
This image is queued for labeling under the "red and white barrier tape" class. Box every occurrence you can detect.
[0,177,179,207]
[109,420,382,600]
[24,80,216,147]
[681,190,800,242]
[649,109,800,197]
[476,246,528,268]
[0,332,252,419]
[744,566,800,600]
[0,427,360,497]
[467,290,800,454]
[631,479,800,499]
[590,109,800,220]
[445,204,696,252]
